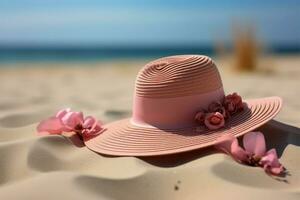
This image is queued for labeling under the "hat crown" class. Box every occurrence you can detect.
[135,55,223,98]
[132,55,225,128]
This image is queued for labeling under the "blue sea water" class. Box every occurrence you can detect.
[0,45,299,64]
[0,46,214,64]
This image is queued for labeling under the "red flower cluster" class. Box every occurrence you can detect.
[194,93,244,130]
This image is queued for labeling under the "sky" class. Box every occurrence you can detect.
[0,0,299,47]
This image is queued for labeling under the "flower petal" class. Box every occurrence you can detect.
[231,138,249,163]
[243,131,266,157]
[37,117,65,135]
[55,108,71,119]
[260,149,284,175]
[82,116,103,137]
[194,111,205,124]
[83,116,97,129]
[269,166,284,175]
[215,134,248,163]
[215,134,235,154]
[61,111,84,130]
[204,112,225,130]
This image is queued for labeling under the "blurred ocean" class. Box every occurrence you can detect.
[0,45,299,64]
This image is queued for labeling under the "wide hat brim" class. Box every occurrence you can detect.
[85,96,282,157]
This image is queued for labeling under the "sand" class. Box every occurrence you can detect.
[0,55,299,199]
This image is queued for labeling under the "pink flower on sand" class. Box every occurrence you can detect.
[81,116,103,137]
[37,108,103,138]
[215,132,284,175]
[224,92,244,116]
[204,112,225,130]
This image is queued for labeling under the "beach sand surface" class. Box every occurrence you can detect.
[0,55,299,199]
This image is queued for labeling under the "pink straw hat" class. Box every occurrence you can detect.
[85,55,282,156]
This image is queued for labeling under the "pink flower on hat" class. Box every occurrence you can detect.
[215,132,285,175]
[224,92,244,116]
[194,92,245,130]
[37,108,103,139]
[204,112,225,130]
[194,111,206,125]
[208,101,227,118]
